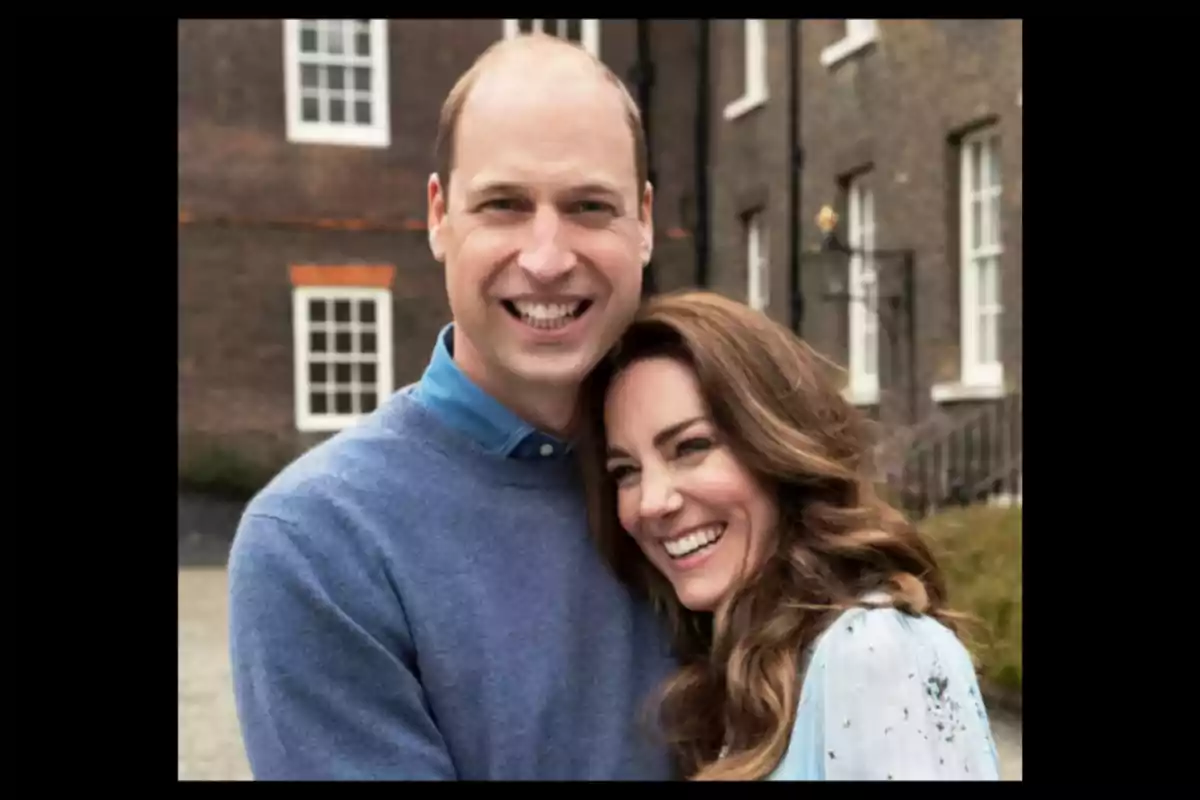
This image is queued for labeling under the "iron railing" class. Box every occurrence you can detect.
[875,390,1023,520]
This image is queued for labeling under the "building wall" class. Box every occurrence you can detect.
[796,19,1023,421]
[707,20,794,324]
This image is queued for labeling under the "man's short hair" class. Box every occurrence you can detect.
[433,33,649,202]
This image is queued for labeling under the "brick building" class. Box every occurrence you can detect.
[179,19,1021,498]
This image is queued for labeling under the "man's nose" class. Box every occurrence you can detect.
[517,207,576,282]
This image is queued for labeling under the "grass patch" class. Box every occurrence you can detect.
[920,504,1022,698]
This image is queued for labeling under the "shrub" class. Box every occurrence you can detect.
[920,504,1022,699]
[178,438,280,501]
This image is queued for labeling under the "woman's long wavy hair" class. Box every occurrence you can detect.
[576,290,964,781]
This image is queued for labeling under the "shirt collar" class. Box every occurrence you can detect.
[412,324,572,460]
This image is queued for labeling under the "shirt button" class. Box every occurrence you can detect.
[539,443,554,457]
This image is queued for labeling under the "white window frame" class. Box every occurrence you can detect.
[820,19,880,68]
[724,20,768,120]
[502,20,601,57]
[292,286,394,432]
[283,19,390,148]
[746,211,769,312]
[846,175,880,405]
[958,126,1004,390]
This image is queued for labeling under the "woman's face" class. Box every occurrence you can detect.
[604,356,779,613]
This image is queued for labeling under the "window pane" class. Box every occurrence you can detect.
[988,195,1002,247]
[334,300,351,323]
[302,96,320,122]
[354,66,371,91]
[334,362,352,384]
[354,100,372,125]
[356,30,371,57]
[310,331,327,353]
[360,391,378,413]
[971,199,982,249]
[518,19,536,33]
[988,255,1002,308]
[299,22,318,53]
[329,98,346,123]
[977,258,990,309]
[988,138,1001,189]
[358,299,375,323]
[308,299,327,322]
[310,392,328,414]
[309,362,327,383]
[361,331,377,353]
[301,64,319,88]
[334,391,353,414]
[970,141,982,196]
[326,21,345,54]
[564,20,582,41]
[358,362,376,383]
[335,331,353,353]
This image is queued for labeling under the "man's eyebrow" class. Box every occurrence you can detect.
[605,417,706,460]
[567,182,623,197]
[466,181,528,197]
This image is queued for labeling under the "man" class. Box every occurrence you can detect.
[227,33,677,780]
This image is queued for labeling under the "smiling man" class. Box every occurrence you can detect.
[227,33,677,780]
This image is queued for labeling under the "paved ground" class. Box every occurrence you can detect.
[177,492,1021,781]
[179,568,252,781]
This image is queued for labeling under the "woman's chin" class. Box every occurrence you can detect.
[672,579,729,614]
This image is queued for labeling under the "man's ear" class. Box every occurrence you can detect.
[427,172,446,263]
[640,181,655,267]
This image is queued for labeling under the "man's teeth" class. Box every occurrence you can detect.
[512,301,583,329]
[663,524,726,559]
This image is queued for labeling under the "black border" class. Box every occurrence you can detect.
[15,16,1190,786]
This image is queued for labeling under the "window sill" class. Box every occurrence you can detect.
[819,32,878,68]
[723,91,768,121]
[930,381,1007,403]
[296,415,365,433]
[286,124,390,149]
[841,385,880,407]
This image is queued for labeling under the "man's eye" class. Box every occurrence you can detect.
[571,200,616,215]
[479,198,523,212]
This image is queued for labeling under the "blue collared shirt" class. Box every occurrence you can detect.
[409,324,571,460]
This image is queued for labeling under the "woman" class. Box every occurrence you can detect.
[577,291,1001,781]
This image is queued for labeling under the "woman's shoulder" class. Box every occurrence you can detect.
[807,595,974,679]
[769,596,999,780]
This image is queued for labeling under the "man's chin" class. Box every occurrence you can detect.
[502,349,598,389]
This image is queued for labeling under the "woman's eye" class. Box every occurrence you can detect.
[675,437,714,457]
[608,465,637,484]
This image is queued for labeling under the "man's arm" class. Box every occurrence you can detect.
[228,511,457,780]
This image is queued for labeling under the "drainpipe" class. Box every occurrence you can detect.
[787,18,804,333]
[634,20,658,296]
[695,20,711,289]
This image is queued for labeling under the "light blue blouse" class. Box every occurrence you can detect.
[766,601,1001,780]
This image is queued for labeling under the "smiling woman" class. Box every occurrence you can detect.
[576,290,1001,781]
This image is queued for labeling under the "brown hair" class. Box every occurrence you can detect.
[576,290,965,780]
[433,32,648,208]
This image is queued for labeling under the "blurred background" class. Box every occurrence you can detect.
[178,19,1022,781]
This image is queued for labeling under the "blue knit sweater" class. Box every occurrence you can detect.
[227,387,678,780]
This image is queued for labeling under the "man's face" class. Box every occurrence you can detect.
[428,58,653,397]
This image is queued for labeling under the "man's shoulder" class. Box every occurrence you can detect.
[235,390,450,545]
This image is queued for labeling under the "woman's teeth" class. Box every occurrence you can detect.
[663,524,726,559]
